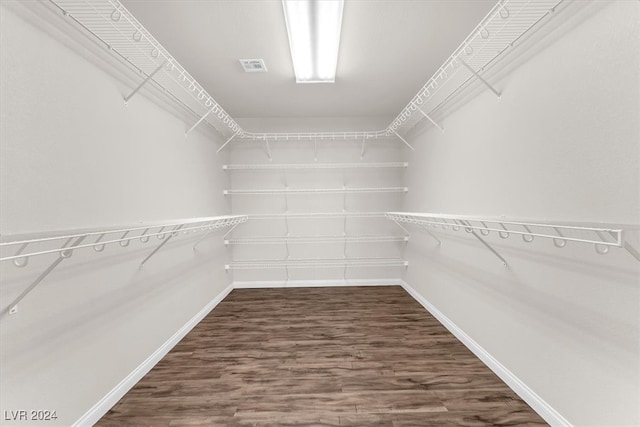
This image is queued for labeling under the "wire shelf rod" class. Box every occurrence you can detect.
[225,257,409,270]
[225,235,409,245]
[222,162,408,171]
[224,187,408,196]
[248,212,387,220]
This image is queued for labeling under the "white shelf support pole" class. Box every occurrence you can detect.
[141,224,183,266]
[417,108,445,134]
[459,220,508,267]
[124,60,167,104]
[186,106,216,136]
[460,59,502,99]
[216,130,240,153]
[360,137,367,159]
[6,235,86,316]
[392,130,414,151]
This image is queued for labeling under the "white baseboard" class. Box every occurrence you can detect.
[72,283,234,427]
[399,280,571,427]
[232,278,403,288]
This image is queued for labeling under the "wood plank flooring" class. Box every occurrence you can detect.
[97,286,547,426]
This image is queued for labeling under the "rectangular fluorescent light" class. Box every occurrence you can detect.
[282,0,344,83]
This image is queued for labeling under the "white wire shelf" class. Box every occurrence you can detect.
[50,0,241,137]
[224,187,408,196]
[386,212,640,265]
[0,215,247,263]
[223,162,408,171]
[48,0,562,146]
[225,257,409,270]
[388,0,563,137]
[248,212,387,220]
[237,131,393,141]
[225,235,408,245]
[1,214,247,315]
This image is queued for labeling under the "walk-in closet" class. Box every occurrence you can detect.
[1,0,638,425]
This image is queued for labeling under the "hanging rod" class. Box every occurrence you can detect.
[222,162,408,170]
[248,212,387,220]
[224,187,408,196]
[225,235,408,245]
[225,257,409,270]
[386,212,640,265]
[387,0,563,137]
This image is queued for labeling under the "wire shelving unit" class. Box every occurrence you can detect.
[223,162,408,171]
[386,212,640,266]
[1,215,247,315]
[47,0,563,148]
[224,187,408,196]
[248,212,387,220]
[225,235,408,245]
[225,258,409,271]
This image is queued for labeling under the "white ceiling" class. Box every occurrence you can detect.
[120,0,495,119]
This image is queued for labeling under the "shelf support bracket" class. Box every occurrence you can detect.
[609,231,640,262]
[459,220,508,267]
[392,131,415,151]
[623,240,640,262]
[419,224,441,245]
[391,219,410,236]
[124,60,167,104]
[216,130,240,153]
[264,140,272,160]
[360,137,367,159]
[141,224,183,266]
[417,108,444,134]
[186,106,216,136]
[6,235,87,316]
[460,59,501,99]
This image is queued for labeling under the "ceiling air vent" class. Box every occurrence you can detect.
[239,59,267,72]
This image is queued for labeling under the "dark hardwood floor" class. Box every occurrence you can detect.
[98,286,547,426]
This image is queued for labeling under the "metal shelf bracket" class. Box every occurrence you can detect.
[124,60,167,104]
[460,59,502,100]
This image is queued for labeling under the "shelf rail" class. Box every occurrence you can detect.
[225,258,409,270]
[248,212,387,220]
[1,215,247,315]
[225,235,408,245]
[224,187,408,196]
[223,162,408,171]
[386,212,640,266]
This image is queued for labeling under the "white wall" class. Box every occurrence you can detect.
[401,1,639,425]
[228,117,409,283]
[0,2,231,425]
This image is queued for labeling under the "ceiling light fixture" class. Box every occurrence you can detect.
[282,0,344,83]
